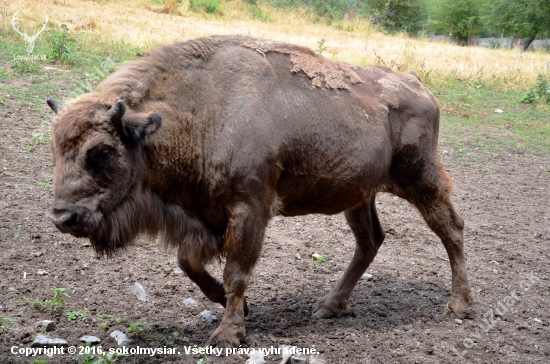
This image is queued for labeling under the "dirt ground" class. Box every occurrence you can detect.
[1,65,549,364]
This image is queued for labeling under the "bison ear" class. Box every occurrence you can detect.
[121,112,162,145]
[46,98,63,114]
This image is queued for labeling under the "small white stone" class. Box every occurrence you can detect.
[494,109,504,113]
[132,282,148,302]
[80,335,101,344]
[31,335,68,347]
[201,310,218,324]
[455,319,463,325]
[361,273,373,281]
[492,269,499,274]
[36,269,48,276]
[246,350,266,364]
[110,330,131,346]
[533,318,543,323]
[182,298,197,306]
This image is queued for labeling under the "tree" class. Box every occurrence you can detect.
[368,0,429,35]
[482,0,550,50]
[431,0,483,44]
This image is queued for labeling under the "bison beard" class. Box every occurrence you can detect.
[89,186,223,270]
[47,35,471,348]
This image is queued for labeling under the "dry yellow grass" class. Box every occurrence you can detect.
[2,0,549,89]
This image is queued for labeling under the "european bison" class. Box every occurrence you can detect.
[47,35,471,347]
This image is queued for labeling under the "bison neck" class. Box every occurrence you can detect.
[142,118,228,232]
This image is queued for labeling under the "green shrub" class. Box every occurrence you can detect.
[190,0,222,14]
[46,24,76,64]
[520,74,550,104]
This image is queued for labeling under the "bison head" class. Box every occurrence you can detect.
[47,96,162,253]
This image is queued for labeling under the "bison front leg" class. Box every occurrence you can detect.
[313,198,385,318]
[207,202,267,347]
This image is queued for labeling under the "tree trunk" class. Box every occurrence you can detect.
[522,34,537,51]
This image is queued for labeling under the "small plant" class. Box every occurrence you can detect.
[76,346,128,364]
[32,132,50,145]
[30,286,69,314]
[316,38,327,54]
[312,254,326,263]
[520,74,550,104]
[47,24,76,64]
[324,244,333,254]
[125,321,153,335]
[11,60,40,73]
[99,322,110,331]
[13,226,21,240]
[67,309,88,321]
[190,0,222,14]
[0,317,11,334]
[37,182,52,191]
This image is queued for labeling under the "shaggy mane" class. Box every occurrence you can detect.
[89,185,224,270]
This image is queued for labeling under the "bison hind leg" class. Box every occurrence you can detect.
[389,150,471,318]
[313,197,385,318]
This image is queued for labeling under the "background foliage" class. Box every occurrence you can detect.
[264,0,550,44]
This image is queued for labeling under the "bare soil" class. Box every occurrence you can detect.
[1,64,549,364]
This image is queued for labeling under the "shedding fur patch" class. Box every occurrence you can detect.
[208,35,364,90]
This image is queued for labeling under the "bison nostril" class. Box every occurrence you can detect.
[50,209,77,228]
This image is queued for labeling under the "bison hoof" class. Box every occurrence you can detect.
[312,295,348,319]
[207,323,244,348]
[447,294,470,318]
[243,298,249,317]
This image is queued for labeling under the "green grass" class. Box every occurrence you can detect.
[433,82,550,152]
[0,317,11,334]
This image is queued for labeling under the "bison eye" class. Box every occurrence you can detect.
[89,146,115,165]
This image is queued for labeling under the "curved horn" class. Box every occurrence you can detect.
[106,100,126,121]
[46,98,63,114]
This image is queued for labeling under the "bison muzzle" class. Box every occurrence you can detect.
[47,35,471,347]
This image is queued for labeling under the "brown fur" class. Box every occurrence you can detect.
[48,35,471,347]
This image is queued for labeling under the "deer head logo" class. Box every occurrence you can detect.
[11,12,49,55]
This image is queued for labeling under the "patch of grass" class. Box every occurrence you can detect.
[11,60,42,73]
[191,0,222,14]
[436,83,550,152]
[125,321,153,336]
[0,317,11,334]
[246,3,273,22]
[32,132,51,145]
[36,182,52,191]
